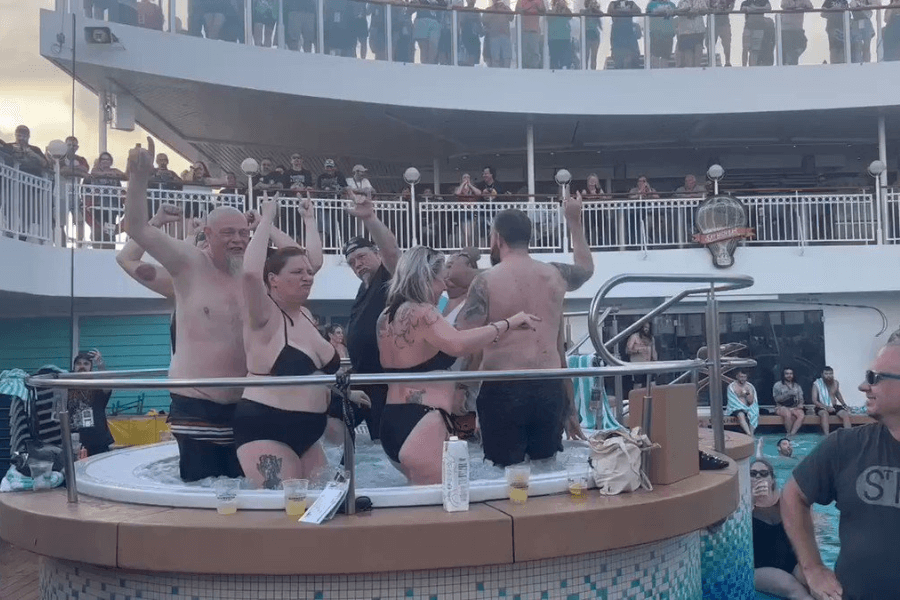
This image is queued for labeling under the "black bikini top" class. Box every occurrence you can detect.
[383,351,457,373]
[254,304,341,377]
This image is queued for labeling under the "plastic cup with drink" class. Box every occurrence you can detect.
[505,464,531,504]
[566,460,591,498]
[282,479,310,516]
[28,460,53,491]
[213,479,240,515]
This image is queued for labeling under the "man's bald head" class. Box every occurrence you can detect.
[204,207,249,266]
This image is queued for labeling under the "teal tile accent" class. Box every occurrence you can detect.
[498,589,506,597]
[561,579,567,588]
[567,595,580,600]
[315,593,324,599]
[404,590,413,597]
[476,582,485,591]
[541,592,549,599]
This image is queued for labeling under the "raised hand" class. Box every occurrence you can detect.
[346,188,375,220]
[126,136,155,182]
[244,209,261,231]
[299,193,316,220]
[564,190,584,223]
[150,204,183,227]
[259,198,278,223]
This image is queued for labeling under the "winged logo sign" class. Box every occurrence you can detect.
[693,195,755,268]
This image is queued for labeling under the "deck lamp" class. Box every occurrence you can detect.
[241,158,259,211]
[707,164,725,195]
[555,169,572,201]
[403,168,421,245]
[869,160,887,244]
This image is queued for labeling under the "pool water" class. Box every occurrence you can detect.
[757,433,840,569]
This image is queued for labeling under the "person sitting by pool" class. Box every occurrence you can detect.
[727,369,759,436]
[376,246,540,484]
[235,199,368,490]
[773,367,806,437]
[810,366,852,435]
[751,457,814,600]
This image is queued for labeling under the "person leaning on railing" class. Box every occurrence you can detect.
[885,0,900,60]
[822,0,850,64]
[548,0,574,69]
[581,0,604,70]
[647,0,677,67]
[608,0,642,69]
[84,152,127,248]
[482,0,514,67]
[780,0,813,65]
[709,0,735,66]
[675,0,708,68]
[741,0,774,66]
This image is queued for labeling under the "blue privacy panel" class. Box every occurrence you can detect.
[78,314,173,414]
[0,317,72,373]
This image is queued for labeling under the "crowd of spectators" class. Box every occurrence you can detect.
[79,0,900,68]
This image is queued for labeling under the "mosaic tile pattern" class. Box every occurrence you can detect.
[699,457,755,600]
[40,533,701,600]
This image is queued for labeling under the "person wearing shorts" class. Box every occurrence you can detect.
[476,379,566,467]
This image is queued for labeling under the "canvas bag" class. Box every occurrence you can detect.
[588,427,658,495]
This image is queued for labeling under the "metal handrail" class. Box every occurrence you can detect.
[586,273,756,453]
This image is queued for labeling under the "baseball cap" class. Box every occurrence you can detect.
[324,159,336,168]
[343,237,376,257]
[352,164,368,173]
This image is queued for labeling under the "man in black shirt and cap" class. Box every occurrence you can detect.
[343,190,401,441]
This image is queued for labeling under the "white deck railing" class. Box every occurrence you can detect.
[0,165,890,252]
[0,163,55,243]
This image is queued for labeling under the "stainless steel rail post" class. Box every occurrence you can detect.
[343,422,355,515]
[705,283,725,453]
[611,315,625,422]
[58,409,79,503]
[641,374,653,473]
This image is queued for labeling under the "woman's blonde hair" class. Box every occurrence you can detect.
[385,246,445,321]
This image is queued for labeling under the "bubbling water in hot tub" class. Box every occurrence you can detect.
[77,435,595,509]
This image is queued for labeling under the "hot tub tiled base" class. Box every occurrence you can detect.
[40,532,701,600]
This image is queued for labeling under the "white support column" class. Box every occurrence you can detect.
[644,14,651,69]
[167,0,176,32]
[433,158,441,194]
[451,9,459,65]
[843,10,852,63]
[277,0,286,49]
[879,115,888,186]
[317,0,326,54]
[526,122,535,200]
[98,91,108,154]
[386,4,393,61]
[775,13,783,65]
[245,0,254,45]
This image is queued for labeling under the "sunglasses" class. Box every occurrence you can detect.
[749,469,771,478]
[865,370,900,385]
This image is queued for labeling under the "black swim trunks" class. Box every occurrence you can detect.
[476,378,566,467]
[233,399,327,459]
[167,394,243,482]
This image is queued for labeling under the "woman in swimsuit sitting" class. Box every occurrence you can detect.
[236,199,368,489]
[376,246,540,485]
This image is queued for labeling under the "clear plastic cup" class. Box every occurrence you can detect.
[28,460,53,491]
[282,479,309,516]
[213,479,240,515]
[505,464,531,504]
[566,461,591,498]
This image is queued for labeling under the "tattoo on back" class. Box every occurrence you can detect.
[257,454,282,490]
[405,388,426,404]
[378,304,440,349]
[551,262,591,291]
[459,275,489,326]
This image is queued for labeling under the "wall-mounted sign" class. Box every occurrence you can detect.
[693,195,755,268]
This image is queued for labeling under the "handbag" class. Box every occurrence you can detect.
[587,427,658,495]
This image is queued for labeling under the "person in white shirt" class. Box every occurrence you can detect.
[346,164,375,193]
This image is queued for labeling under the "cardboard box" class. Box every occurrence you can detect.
[628,384,700,485]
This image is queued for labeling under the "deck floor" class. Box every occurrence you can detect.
[0,541,40,600]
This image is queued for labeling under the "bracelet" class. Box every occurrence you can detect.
[504,318,511,332]
[490,322,502,343]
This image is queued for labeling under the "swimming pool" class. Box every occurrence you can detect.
[757,432,840,569]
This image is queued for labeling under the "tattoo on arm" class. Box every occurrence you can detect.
[405,389,426,404]
[257,454,283,490]
[458,275,489,328]
[551,262,592,292]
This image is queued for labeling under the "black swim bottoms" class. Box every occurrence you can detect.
[815,406,846,415]
[476,379,566,467]
[167,394,242,482]
[233,399,327,460]
[380,403,453,464]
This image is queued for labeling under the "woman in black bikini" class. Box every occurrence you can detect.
[376,246,540,485]
[236,199,368,489]
[751,458,814,600]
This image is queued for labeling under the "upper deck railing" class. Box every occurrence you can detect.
[3,162,897,252]
[63,0,900,72]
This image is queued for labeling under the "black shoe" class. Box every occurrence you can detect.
[699,450,729,470]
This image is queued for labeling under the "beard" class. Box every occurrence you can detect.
[226,254,244,276]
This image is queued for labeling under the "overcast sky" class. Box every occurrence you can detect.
[0,0,188,172]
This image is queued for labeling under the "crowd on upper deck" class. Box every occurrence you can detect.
[82,0,900,67]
